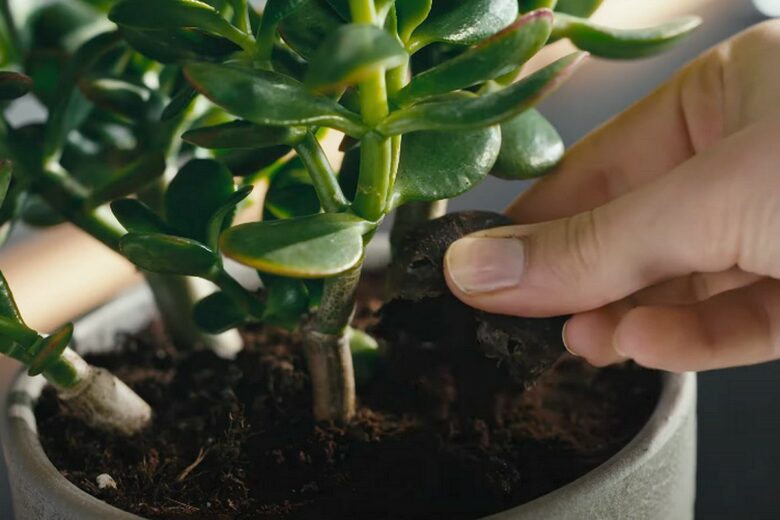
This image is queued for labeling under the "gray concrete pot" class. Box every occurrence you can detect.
[1,286,697,520]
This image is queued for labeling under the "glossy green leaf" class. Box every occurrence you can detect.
[348,327,379,387]
[553,14,701,59]
[88,153,166,206]
[264,0,309,26]
[264,158,321,220]
[378,51,586,136]
[393,9,553,107]
[111,198,171,233]
[396,0,431,43]
[520,0,558,10]
[78,77,151,119]
[221,213,372,278]
[389,126,500,209]
[0,162,11,207]
[21,197,64,227]
[120,233,219,277]
[184,62,368,137]
[120,27,241,63]
[410,0,518,52]
[193,291,248,333]
[0,71,33,100]
[27,323,73,377]
[109,0,250,48]
[492,108,563,179]
[305,24,407,92]
[279,0,343,60]
[165,159,235,243]
[0,272,24,324]
[161,84,197,121]
[262,275,309,329]
[206,185,253,250]
[555,0,602,17]
[182,121,306,149]
[220,146,291,176]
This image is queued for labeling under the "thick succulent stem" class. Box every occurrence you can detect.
[303,265,360,423]
[145,273,243,358]
[48,349,152,436]
[1,332,151,435]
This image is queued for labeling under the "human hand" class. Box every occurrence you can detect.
[444,21,780,372]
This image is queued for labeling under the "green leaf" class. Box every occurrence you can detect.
[111,198,171,233]
[206,184,253,250]
[555,0,602,17]
[264,159,321,219]
[184,62,368,137]
[348,327,379,387]
[378,51,586,136]
[182,120,306,149]
[492,108,563,179]
[0,272,24,324]
[410,0,518,52]
[396,0,431,43]
[553,14,701,59]
[264,0,309,26]
[520,0,558,10]
[279,0,343,60]
[221,213,372,278]
[193,291,248,333]
[161,84,197,121]
[389,126,500,209]
[165,159,235,243]
[305,24,407,93]
[220,146,291,176]
[78,77,152,119]
[120,27,241,63]
[21,195,65,227]
[109,0,250,48]
[0,71,33,100]
[120,232,219,277]
[88,153,166,206]
[262,275,309,329]
[0,162,11,207]
[28,323,73,377]
[393,9,553,107]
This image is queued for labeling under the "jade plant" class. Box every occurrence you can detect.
[0,0,699,429]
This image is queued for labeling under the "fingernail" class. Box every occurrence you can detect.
[562,320,579,357]
[446,237,525,294]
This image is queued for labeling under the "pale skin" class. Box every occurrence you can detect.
[444,20,780,373]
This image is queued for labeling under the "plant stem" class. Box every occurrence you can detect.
[350,0,392,221]
[303,265,360,423]
[294,131,349,213]
[0,0,21,64]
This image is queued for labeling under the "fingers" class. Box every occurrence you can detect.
[564,269,762,367]
[507,20,780,224]
[615,279,780,372]
[445,115,780,318]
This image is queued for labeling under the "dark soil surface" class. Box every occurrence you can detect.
[36,275,660,519]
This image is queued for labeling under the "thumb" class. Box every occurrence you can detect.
[442,122,774,317]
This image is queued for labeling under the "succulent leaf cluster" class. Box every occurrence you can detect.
[0,0,700,422]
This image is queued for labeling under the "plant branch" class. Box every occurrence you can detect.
[303,264,361,422]
[0,0,21,64]
[294,131,349,213]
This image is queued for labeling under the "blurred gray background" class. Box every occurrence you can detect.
[1,0,779,518]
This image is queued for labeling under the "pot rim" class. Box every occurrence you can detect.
[1,287,695,520]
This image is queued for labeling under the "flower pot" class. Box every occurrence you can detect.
[1,284,697,520]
